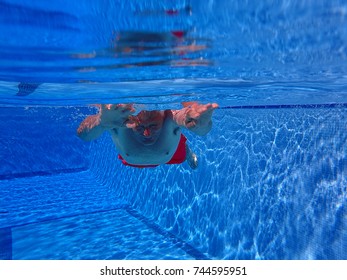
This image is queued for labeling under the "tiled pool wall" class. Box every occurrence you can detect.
[0,107,90,179]
[89,107,347,259]
[1,106,346,259]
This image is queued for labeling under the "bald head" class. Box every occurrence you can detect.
[127,110,165,145]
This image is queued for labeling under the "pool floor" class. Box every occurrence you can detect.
[0,171,201,260]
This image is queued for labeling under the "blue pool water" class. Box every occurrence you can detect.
[0,0,347,260]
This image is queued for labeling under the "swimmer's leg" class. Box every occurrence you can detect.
[185,144,198,169]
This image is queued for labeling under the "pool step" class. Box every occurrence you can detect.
[0,171,127,228]
[0,171,203,260]
[9,209,194,260]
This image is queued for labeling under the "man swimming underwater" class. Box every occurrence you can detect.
[77,102,218,169]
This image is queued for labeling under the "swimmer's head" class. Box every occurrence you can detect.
[127,110,164,145]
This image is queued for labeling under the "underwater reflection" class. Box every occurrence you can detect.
[77,102,218,169]
[74,30,212,72]
[16,82,41,96]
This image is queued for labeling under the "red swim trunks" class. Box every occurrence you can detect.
[118,134,187,168]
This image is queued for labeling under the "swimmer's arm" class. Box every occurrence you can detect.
[77,114,105,141]
[170,102,219,136]
[77,104,135,141]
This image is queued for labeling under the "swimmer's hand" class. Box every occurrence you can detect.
[174,102,219,135]
[77,103,134,141]
[99,104,135,128]
[183,102,219,135]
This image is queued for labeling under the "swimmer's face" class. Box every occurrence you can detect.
[131,111,164,145]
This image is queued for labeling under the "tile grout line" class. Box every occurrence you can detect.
[124,205,209,260]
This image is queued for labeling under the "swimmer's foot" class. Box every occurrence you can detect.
[186,144,198,169]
